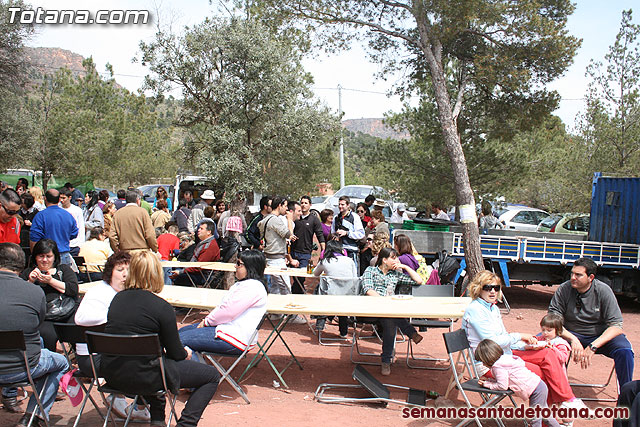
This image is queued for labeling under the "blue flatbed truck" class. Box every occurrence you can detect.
[396,173,640,297]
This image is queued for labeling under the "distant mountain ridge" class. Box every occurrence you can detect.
[23,47,86,81]
[342,118,409,140]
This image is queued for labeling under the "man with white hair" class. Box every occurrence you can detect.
[390,203,409,223]
[187,190,216,234]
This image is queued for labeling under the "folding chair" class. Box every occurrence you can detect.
[317,277,360,347]
[200,328,259,404]
[315,364,429,407]
[406,284,455,370]
[53,323,106,427]
[443,329,518,427]
[0,330,51,427]
[349,318,406,366]
[85,332,179,427]
[569,355,618,402]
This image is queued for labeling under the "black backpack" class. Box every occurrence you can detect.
[438,250,460,284]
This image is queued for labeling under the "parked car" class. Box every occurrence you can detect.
[138,184,175,207]
[310,195,329,215]
[496,205,550,232]
[537,214,589,236]
[324,185,393,219]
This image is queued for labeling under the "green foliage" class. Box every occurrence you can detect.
[0,0,33,90]
[578,9,640,174]
[139,17,340,197]
[22,59,177,188]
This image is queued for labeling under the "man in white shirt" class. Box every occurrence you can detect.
[431,202,450,220]
[59,187,85,256]
[390,203,409,223]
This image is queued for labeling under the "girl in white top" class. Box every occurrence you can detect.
[74,251,149,421]
[179,250,268,355]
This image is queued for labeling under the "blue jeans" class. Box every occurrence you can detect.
[163,267,173,285]
[0,349,68,420]
[178,324,242,355]
[292,251,311,294]
[59,251,72,266]
[569,330,634,387]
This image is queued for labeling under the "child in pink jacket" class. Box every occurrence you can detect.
[475,339,561,427]
[513,313,571,366]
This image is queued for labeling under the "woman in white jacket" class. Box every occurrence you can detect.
[74,251,150,421]
[179,250,267,355]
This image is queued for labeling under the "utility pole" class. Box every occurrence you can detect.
[338,84,345,189]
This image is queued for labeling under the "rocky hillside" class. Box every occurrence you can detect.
[342,118,409,140]
[23,47,87,83]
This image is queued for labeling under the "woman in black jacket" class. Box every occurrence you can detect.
[102,251,220,427]
[21,238,78,351]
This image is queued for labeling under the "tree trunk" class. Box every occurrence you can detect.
[416,22,484,280]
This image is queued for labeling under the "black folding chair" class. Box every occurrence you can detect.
[53,323,106,427]
[406,284,455,370]
[0,330,51,427]
[85,332,179,427]
[443,329,519,427]
[201,328,260,404]
[315,364,429,407]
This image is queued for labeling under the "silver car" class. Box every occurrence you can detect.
[324,185,393,219]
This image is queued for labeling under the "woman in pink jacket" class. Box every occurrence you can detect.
[179,250,267,355]
[475,339,561,427]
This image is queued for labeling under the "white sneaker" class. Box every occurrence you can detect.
[110,396,129,419]
[560,399,595,418]
[288,315,307,324]
[127,403,151,421]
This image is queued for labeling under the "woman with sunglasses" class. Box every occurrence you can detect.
[462,270,588,409]
[355,203,371,228]
[153,186,172,212]
[179,250,268,356]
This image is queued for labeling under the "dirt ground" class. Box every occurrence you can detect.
[1,283,638,426]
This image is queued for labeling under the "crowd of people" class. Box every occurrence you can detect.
[0,179,637,425]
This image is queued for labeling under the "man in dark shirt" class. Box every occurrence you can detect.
[291,196,325,293]
[113,189,127,210]
[0,243,69,424]
[549,257,634,388]
[245,196,272,250]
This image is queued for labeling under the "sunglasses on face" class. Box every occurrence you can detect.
[482,284,501,292]
[236,260,245,267]
[1,204,19,216]
[357,210,365,213]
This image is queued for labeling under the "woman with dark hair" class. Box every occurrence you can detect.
[73,251,148,420]
[84,190,104,239]
[97,189,110,210]
[153,186,172,211]
[319,209,334,242]
[103,251,220,426]
[19,192,37,247]
[179,250,268,356]
[313,240,358,335]
[394,234,419,274]
[213,199,226,223]
[356,203,371,228]
[21,239,79,351]
[360,247,424,375]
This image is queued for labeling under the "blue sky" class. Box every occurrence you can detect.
[25,0,637,128]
